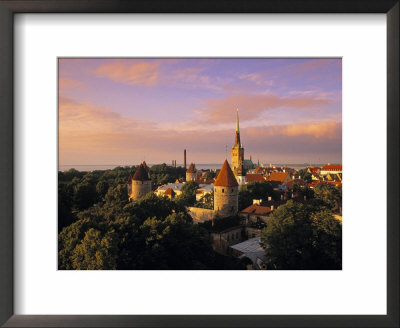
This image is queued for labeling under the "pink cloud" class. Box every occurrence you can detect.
[245,121,341,140]
[59,77,83,89]
[58,96,341,164]
[94,61,161,86]
[293,58,340,73]
[58,78,86,96]
[200,94,331,123]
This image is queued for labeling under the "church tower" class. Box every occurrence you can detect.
[231,109,246,185]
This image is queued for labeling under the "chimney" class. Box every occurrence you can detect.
[298,175,301,179]
[304,195,307,200]
[280,194,283,200]
[270,205,274,211]
[253,199,261,205]
[291,193,294,198]
[292,175,295,180]
[184,149,186,169]
[268,196,272,201]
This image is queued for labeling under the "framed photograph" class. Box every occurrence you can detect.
[0,1,398,327]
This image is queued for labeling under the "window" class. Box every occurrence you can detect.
[222,189,224,193]
[227,235,230,241]
[231,188,233,192]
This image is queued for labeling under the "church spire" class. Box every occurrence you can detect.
[236,107,239,133]
[234,108,241,147]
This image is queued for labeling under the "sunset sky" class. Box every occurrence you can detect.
[59,58,342,166]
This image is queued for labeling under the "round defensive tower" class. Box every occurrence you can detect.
[130,164,152,200]
[186,163,197,182]
[213,160,239,218]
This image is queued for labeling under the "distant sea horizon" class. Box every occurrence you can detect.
[58,163,338,172]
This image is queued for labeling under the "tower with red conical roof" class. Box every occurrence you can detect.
[213,160,239,217]
[186,163,197,182]
[130,163,152,200]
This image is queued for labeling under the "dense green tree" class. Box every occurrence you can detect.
[261,200,342,269]
[150,163,186,186]
[71,228,118,270]
[58,189,225,270]
[59,217,105,269]
[297,169,312,183]
[73,182,97,211]
[58,168,85,182]
[125,192,178,226]
[137,212,213,269]
[196,191,214,209]
[58,167,247,270]
[313,183,341,210]
[239,181,274,210]
[174,181,199,207]
[105,184,129,205]
[96,180,109,200]
[58,183,75,231]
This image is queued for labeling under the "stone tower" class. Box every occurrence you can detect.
[214,160,239,218]
[130,163,152,200]
[231,108,246,185]
[186,163,197,182]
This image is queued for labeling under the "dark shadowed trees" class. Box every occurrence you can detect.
[261,200,342,270]
[58,189,221,270]
[239,181,274,210]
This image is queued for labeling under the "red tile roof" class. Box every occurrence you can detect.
[241,204,273,215]
[132,164,151,181]
[164,188,174,195]
[322,164,342,171]
[286,179,307,188]
[267,172,290,183]
[186,163,197,173]
[214,160,239,187]
[245,174,265,182]
[254,167,264,173]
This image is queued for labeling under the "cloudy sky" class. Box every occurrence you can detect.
[59,58,342,165]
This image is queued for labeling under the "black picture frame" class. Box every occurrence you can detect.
[0,1,398,327]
